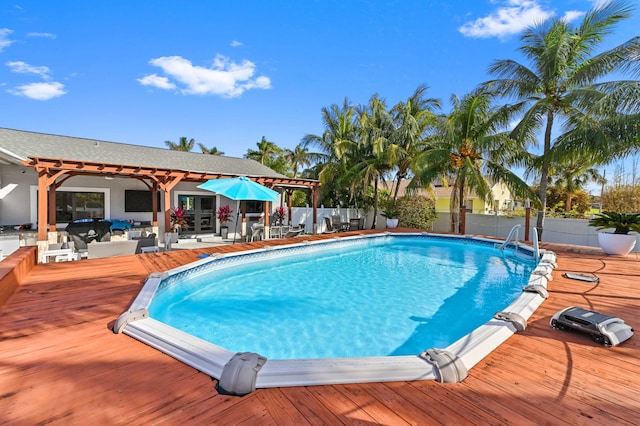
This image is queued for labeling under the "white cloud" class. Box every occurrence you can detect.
[137,73,176,90]
[459,0,556,39]
[562,10,585,23]
[27,32,57,39]
[0,28,14,52]
[140,54,272,98]
[8,82,66,100]
[6,61,51,79]
[230,40,243,47]
[591,0,611,8]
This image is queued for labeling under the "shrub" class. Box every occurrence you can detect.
[601,184,640,213]
[396,195,437,229]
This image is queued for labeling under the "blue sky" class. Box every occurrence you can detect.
[1,0,639,166]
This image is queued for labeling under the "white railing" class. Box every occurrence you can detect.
[496,224,520,251]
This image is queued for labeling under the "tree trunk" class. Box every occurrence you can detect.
[536,112,554,240]
[371,178,379,229]
[565,192,573,212]
[449,187,459,233]
[392,171,406,202]
[458,181,466,234]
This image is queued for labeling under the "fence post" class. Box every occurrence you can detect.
[524,206,531,241]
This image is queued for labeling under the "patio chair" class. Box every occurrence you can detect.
[249,223,264,242]
[133,233,157,254]
[323,217,339,233]
[87,240,138,259]
[332,215,347,231]
[349,218,360,231]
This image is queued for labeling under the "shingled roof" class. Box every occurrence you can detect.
[0,128,289,179]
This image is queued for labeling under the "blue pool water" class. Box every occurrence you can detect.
[149,236,535,359]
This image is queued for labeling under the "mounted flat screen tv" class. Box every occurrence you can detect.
[124,190,161,212]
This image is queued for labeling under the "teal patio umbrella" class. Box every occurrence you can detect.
[197,176,279,243]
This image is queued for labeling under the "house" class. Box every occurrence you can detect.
[0,128,320,250]
[386,179,518,214]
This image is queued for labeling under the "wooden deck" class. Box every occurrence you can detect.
[1,230,639,425]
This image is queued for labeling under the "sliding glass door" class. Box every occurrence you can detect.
[177,195,215,233]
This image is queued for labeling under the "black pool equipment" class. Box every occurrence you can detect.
[550,306,634,347]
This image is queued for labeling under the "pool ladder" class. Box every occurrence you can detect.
[496,224,540,261]
[496,224,521,251]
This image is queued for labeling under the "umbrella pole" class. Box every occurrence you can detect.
[232,201,240,244]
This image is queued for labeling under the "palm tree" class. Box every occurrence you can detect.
[412,91,534,232]
[198,143,224,155]
[245,136,281,164]
[283,143,312,178]
[482,0,640,238]
[388,85,441,201]
[164,136,195,152]
[301,99,359,206]
[244,136,287,174]
[548,157,606,212]
[349,94,394,228]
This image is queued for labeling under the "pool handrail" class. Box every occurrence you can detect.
[496,224,521,251]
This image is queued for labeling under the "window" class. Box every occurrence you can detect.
[56,191,105,222]
[465,199,474,212]
[245,200,264,213]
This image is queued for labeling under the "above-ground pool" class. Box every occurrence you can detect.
[115,232,556,395]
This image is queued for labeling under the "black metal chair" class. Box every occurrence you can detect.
[323,217,339,233]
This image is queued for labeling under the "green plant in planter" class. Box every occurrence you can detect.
[589,212,640,234]
[380,203,399,219]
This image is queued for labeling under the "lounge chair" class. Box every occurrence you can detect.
[283,228,304,238]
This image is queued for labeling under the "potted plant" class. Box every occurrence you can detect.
[589,211,640,256]
[170,206,189,238]
[381,202,400,229]
[273,206,287,226]
[217,205,233,239]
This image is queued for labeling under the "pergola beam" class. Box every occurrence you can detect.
[24,157,320,241]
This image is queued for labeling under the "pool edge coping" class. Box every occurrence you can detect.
[117,232,556,390]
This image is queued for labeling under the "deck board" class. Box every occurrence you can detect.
[1,230,639,424]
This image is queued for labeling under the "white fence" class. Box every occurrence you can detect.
[295,207,632,252]
[292,206,407,233]
[432,211,634,252]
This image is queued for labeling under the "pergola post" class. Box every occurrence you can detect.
[312,186,318,234]
[37,171,49,241]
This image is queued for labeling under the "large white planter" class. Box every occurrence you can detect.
[597,232,637,256]
[386,218,399,229]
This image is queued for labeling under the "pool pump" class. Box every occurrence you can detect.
[550,306,634,347]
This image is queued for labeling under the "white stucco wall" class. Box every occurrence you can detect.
[0,164,290,237]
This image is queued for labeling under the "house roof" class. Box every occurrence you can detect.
[0,128,296,181]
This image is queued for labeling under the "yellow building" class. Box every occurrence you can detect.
[386,179,519,214]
